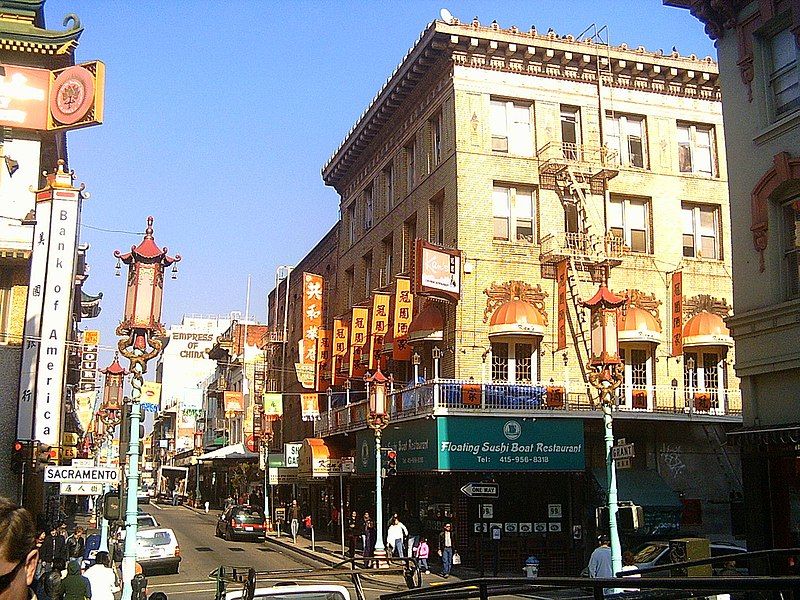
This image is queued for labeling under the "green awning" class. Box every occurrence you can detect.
[593,468,682,508]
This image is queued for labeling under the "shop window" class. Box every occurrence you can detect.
[490,99,533,156]
[677,122,716,177]
[609,196,650,253]
[682,203,720,259]
[491,342,538,384]
[605,113,647,168]
[492,185,536,243]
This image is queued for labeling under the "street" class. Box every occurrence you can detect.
[140,504,412,600]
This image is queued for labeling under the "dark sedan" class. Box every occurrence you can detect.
[216,505,267,542]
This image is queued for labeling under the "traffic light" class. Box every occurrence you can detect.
[34,442,52,473]
[386,449,397,476]
[12,440,30,471]
[595,502,644,531]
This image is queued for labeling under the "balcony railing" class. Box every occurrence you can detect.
[314,379,742,438]
[540,231,629,264]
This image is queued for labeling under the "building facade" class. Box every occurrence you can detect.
[667,0,800,561]
[271,16,744,572]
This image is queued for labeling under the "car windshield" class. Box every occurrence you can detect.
[138,531,172,547]
[632,543,666,564]
[234,508,265,524]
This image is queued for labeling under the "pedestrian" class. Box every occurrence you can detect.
[61,559,90,600]
[386,517,408,558]
[33,529,47,600]
[0,497,40,600]
[289,500,301,543]
[346,511,358,559]
[362,512,376,568]
[587,535,613,579]
[171,487,179,507]
[329,506,339,534]
[437,522,456,578]
[414,537,430,574]
[248,489,258,507]
[620,550,640,593]
[43,559,66,600]
[82,552,117,600]
[65,529,85,561]
[40,525,67,575]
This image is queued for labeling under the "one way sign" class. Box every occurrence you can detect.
[460,482,499,498]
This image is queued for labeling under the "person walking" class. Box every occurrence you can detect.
[288,500,301,543]
[346,511,359,559]
[414,537,430,574]
[82,552,117,600]
[65,529,85,562]
[588,535,613,579]
[437,523,456,578]
[61,559,91,600]
[0,497,41,600]
[386,517,408,558]
[361,513,376,568]
[40,525,67,576]
[43,559,66,600]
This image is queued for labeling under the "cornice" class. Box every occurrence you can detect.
[322,18,720,192]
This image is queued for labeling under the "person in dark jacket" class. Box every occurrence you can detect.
[43,559,66,600]
[61,560,91,600]
[346,511,359,559]
[40,525,68,570]
[362,512,376,568]
[65,529,85,561]
[437,523,457,577]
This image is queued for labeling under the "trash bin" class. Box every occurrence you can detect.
[524,555,539,578]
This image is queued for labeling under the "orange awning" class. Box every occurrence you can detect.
[408,304,444,343]
[619,306,661,344]
[488,299,546,338]
[682,310,733,348]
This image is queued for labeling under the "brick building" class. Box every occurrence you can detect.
[268,16,743,572]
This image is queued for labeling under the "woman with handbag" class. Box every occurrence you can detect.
[437,523,457,578]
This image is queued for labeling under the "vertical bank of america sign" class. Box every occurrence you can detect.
[17,164,85,446]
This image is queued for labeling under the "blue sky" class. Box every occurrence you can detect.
[45,0,714,364]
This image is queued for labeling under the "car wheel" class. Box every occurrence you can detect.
[171,564,179,575]
[223,528,230,542]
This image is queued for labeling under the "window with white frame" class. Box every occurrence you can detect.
[384,163,394,212]
[609,196,650,253]
[619,346,654,409]
[605,113,647,168]
[768,27,800,117]
[491,341,537,383]
[783,198,800,298]
[684,350,726,407]
[677,122,716,176]
[347,204,356,245]
[490,99,533,156]
[492,185,535,242]
[560,105,582,159]
[363,185,373,230]
[682,203,720,259]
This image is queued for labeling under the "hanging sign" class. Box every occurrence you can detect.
[224,391,244,414]
[393,277,413,361]
[141,381,162,412]
[331,319,348,385]
[262,393,283,419]
[301,393,320,421]
[671,271,683,357]
[301,273,323,367]
[348,307,368,377]
[557,260,568,351]
[315,328,331,391]
[368,293,390,370]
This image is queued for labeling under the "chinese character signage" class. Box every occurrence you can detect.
[349,307,368,377]
[671,271,683,357]
[262,393,283,420]
[301,273,324,367]
[368,293,390,370]
[301,393,320,421]
[224,391,244,414]
[315,328,331,391]
[393,277,413,361]
[557,260,568,351]
[331,318,348,384]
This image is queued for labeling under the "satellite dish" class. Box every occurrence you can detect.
[440,8,453,23]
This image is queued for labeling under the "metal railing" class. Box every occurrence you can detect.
[537,141,619,168]
[316,379,741,437]
[540,231,629,262]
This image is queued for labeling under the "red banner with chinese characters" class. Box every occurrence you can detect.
[368,293,390,370]
[349,307,368,377]
[393,277,413,361]
[315,328,331,391]
[331,318,348,385]
[557,260,568,351]
[301,393,320,421]
[301,273,324,366]
[671,271,683,357]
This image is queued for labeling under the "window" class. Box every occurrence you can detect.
[429,196,444,245]
[490,100,533,156]
[768,28,800,117]
[608,197,650,253]
[405,139,416,192]
[363,185,373,230]
[605,113,647,168]
[347,204,356,245]
[363,253,373,297]
[682,203,720,259]
[383,163,394,211]
[430,112,442,167]
[619,346,654,410]
[684,350,725,410]
[382,236,394,285]
[345,268,354,308]
[560,105,581,159]
[492,185,535,242]
[491,342,537,383]
[402,215,416,272]
[677,123,715,176]
[783,199,800,298]
[0,271,11,344]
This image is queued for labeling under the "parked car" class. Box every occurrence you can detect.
[224,584,351,600]
[136,527,180,575]
[631,540,748,576]
[138,513,159,529]
[216,505,267,542]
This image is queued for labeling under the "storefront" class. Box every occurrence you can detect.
[354,416,587,574]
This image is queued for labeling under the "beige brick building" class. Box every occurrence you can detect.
[273,16,745,572]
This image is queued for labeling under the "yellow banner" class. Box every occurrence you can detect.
[301,393,320,421]
[301,273,324,365]
[316,328,331,391]
[393,277,413,361]
[369,293,390,369]
[262,393,283,419]
[349,307,369,377]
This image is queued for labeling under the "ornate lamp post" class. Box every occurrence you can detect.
[261,418,275,527]
[365,367,391,562]
[98,354,127,552]
[583,274,625,579]
[114,217,180,600]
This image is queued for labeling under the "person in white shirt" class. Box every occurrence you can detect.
[385,517,409,557]
[82,552,118,600]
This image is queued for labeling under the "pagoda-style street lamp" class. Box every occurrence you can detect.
[115,217,180,600]
[365,367,391,562]
[98,354,127,552]
[583,274,625,580]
